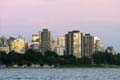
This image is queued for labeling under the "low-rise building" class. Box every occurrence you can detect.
[9,36,25,54]
[106,46,116,55]
[0,47,9,53]
[28,42,40,51]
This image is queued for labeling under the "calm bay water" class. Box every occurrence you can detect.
[0,68,120,80]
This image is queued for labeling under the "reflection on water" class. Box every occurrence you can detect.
[0,68,120,80]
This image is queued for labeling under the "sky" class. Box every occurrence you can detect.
[0,0,120,52]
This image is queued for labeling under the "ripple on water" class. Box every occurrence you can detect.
[0,68,120,80]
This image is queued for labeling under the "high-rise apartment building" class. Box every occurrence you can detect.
[56,36,65,56]
[65,31,84,58]
[0,36,9,53]
[84,34,94,58]
[40,29,52,54]
[94,37,105,52]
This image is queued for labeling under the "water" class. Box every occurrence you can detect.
[0,68,120,80]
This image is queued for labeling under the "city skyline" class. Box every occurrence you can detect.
[0,28,106,58]
[0,0,120,52]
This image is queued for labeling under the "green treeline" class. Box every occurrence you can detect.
[0,49,120,67]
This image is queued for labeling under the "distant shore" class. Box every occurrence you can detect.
[59,64,120,68]
[1,64,120,69]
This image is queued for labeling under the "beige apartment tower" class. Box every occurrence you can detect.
[65,31,84,58]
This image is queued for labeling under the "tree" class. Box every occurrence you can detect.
[0,51,7,65]
[80,57,92,64]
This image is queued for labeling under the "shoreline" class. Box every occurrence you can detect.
[1,64,120,69]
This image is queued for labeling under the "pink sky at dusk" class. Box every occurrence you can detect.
[0,0,120,51]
